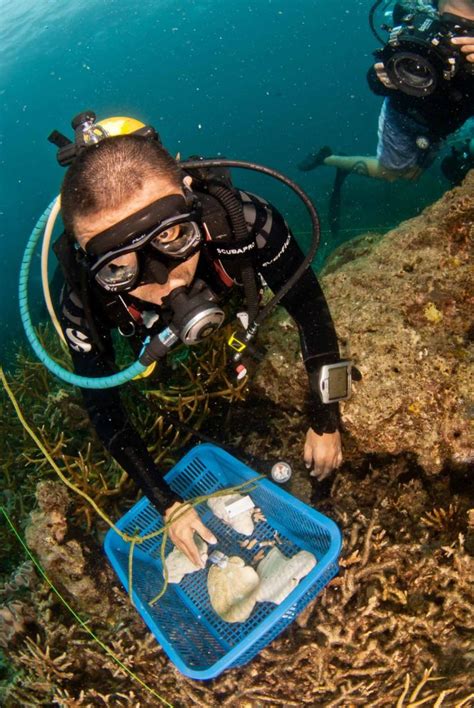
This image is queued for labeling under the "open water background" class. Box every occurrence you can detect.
[0,0,455,365]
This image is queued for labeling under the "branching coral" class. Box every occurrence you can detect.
[421,503,459,531]
[2,179,474,705]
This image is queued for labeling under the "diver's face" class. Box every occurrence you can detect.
[74,178,200,306]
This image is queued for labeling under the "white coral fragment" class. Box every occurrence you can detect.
[207,494,254,536]
[164,535,208,583]
[207,556,260,622]
[256,547,317,605]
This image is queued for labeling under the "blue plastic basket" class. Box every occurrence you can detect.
[104,443,341,680]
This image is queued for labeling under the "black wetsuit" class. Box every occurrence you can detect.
[59,190,341,513]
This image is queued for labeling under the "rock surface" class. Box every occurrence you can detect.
[253,173,474,473]
[24,481,112,617]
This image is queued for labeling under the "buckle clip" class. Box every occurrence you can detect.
[227,332,247,353]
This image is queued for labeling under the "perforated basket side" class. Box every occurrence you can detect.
[228,560,339,669]
[104,444,342,679]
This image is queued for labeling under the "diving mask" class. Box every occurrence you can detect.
[84,193,203,292]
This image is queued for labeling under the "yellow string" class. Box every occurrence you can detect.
[0,367,133,541]
[0,506,174,707]
[1,366,262,607]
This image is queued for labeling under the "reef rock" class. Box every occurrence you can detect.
[207,556,259,622]
[24,481,111,617]
[254,173,474,473]
[256,547,317,604]
[164,535,208,583]
[207,494,254,536]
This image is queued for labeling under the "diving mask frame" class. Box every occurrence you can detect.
[84,193,204,292]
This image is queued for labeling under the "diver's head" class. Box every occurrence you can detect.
[61,135,203,305]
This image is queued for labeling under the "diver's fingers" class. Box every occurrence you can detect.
[314,464,331,481]
[303,440,314,470]
[192,520,217,546]
[313,451,342,480]
[175,530,204,569]
[451,37,474,61]
[462,46,474,61]
[374,61,396,88]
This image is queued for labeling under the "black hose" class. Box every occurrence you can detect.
[207,183,260,324]
[180,159,321,336]
[79,266,107,355]
[369,0,390,44]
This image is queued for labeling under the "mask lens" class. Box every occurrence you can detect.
[95,253,139,291]
[151,221,202,258]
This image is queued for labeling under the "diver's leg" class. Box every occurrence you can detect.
[323,154,399,180]
[298,98,435,182]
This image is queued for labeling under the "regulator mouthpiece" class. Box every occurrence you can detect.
[164,282,225,346]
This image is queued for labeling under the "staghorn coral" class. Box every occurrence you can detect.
[2,179,474,705]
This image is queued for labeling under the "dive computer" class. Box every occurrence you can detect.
[318,361,353,403]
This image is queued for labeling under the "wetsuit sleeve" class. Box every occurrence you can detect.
[59,285,180,512]
[239,192,341,434]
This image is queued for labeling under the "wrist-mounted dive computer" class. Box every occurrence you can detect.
[318,360,353,403]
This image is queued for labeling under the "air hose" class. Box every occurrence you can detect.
[19,201,148,388]
[369,0,391,44]
[20,159,320,389]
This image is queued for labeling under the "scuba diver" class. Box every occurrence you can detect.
[440,135,474,182]
[299,0,474,186]
[37,111,350,568]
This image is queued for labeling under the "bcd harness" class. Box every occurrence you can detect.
[53,174,262,356]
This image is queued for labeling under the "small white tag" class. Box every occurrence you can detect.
[237,311,249,330]
[225,495,255,519]
[142,310,160,329]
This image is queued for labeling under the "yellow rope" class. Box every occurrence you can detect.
[1,366,262,607]
[0,506,173,707]
[128,533,139,607]
[0,368,130,540]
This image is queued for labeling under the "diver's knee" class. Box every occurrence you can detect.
[379,165,420,182]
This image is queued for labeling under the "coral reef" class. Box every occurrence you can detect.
[1,177,473,704]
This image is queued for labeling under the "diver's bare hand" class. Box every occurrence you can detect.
[451,35,474,63]
[164,501,217,567]
[374,61,397,89]
[304,428,343,481]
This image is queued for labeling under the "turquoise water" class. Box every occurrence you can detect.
[1,0,448,364]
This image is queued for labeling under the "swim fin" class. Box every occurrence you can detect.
[298,146,332,172]
[328,168,350,238]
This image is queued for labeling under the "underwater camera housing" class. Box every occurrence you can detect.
[375,11,474,97]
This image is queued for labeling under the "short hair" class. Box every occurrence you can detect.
[61,135,183,234]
